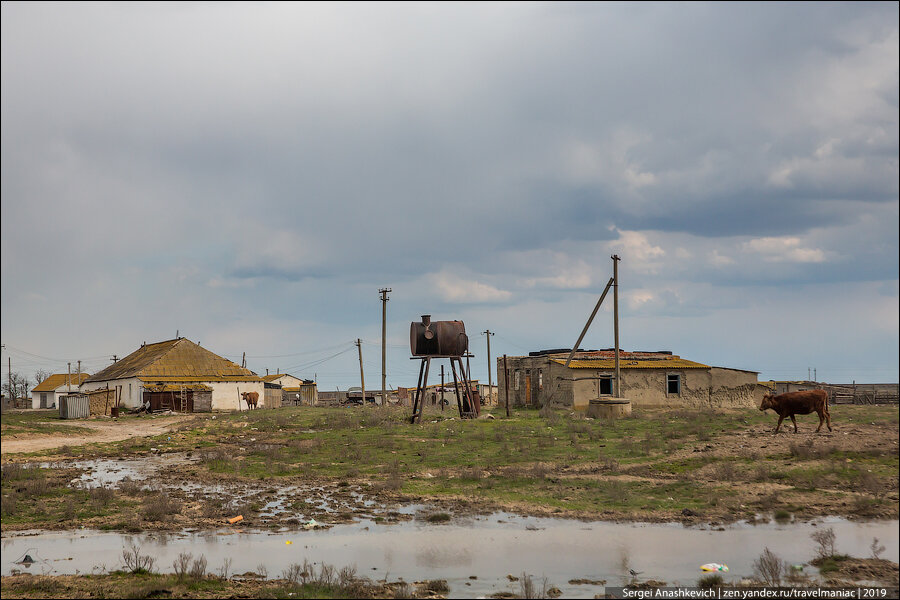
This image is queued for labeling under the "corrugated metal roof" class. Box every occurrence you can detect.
[552,357,709,369]
[85,338,261,383]
[32,373,91,392]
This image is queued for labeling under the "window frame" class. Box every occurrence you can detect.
[666,372,681,396]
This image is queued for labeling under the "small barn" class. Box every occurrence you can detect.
[30,373,92,409]
[81,338,263,411]
[498,350,769,410]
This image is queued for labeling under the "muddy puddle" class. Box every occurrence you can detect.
[2,515,897,598]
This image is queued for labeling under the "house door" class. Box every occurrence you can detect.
[525,373,531,405]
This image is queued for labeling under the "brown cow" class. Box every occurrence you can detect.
[241,391,259,410]
[759,390,832,434]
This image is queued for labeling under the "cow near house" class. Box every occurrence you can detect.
[759,389,832,434]
[241,391,259,410]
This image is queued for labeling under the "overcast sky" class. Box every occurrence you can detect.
[2,2,898,391]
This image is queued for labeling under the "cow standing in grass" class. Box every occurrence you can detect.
[241,391,259,410]
[759,390,832,434]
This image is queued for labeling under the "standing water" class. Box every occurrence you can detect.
[2,514,897,598]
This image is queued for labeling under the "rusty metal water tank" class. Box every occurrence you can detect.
[410,315,468,357]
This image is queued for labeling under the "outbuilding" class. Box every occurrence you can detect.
[30,373,91,409]
[498,349,769,410]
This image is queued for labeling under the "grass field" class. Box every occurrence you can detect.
[2,403,897,530]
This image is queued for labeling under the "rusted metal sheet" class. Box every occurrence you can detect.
[410,315,468,357]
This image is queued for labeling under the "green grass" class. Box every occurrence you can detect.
[4,403,896,526]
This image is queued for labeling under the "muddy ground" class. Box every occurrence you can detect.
[1,405,897,532]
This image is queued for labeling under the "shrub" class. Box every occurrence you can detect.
[425,512,451,523]
[519,573,552,599]
[698,574,723,588]
[811,527,836,559]
[121,541,155,574]
[142,492,180,521]
[753,547,785,586]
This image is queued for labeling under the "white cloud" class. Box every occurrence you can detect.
[425,270,512,303]
[743,237,826,263]
[608,229,666,273]
[708,250,735,266]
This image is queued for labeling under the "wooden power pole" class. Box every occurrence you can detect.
[612,254,621,398]
[356,339,366,405]
[482,330,494,403]
[379,288,391,405]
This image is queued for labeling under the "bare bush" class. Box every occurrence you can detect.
[519,573,552,599]
[117,477,144,495]
[217,557,232,580]
[753,464,772,482]
[189,555,207,580]
[392,582,413,599]
[712,462,738,481]
[753,547,785,586]
[173,552,192,580]
[89,485,115,509]
[256,563,268,579]
[142,492,180,521]
[121,541,155,574]
[530,462,550,480]
[811,527,836,559]
[539,404,559,425]
[282,561,308,585]
[870,537,885,560]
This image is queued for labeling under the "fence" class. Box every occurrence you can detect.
[825,383,899,405]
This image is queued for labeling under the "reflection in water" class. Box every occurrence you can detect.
[416,545,473,568]
[2,515,897,599]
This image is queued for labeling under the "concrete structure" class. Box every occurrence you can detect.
[30,373,91,409]
[498,350,768,410]
[81,338,263,411]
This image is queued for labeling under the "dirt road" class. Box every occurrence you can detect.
[1,415,194,455]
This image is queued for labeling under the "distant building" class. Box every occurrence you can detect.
[498,350,768,409]
[261,373,317,406]
[30,373,91,409]
[81,338,263,412]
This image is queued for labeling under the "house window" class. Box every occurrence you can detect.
[538,369,543,390]
[667,373,681,396]
[514,370,520,391]
[598,375,613,396]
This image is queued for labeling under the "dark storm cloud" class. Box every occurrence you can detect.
[2,2,897,387]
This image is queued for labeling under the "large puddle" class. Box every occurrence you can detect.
[2,515,897,598]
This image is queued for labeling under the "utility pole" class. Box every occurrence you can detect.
[77,360,81,387]
[482,330,494,403]
[441,364,445,413]
[379,288,391,406]
[242,352,246,369]
[356,339,366,405]
[67,362,72,393]
[612,254,621,398]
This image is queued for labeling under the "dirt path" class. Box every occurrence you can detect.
[1,415,195,455]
